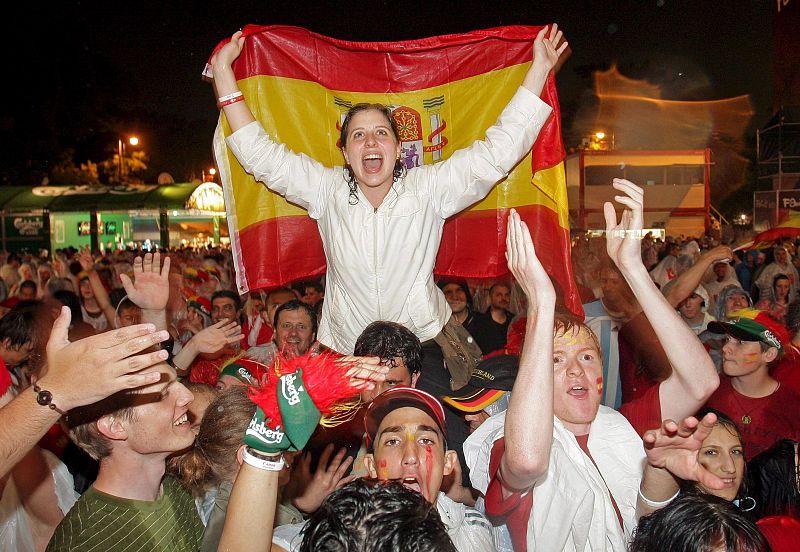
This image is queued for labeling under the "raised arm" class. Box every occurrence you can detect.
[522,24,569,98]
[664,245,733,308]
[210,31,256,133]
[172,320,243,378]
[78,248,117,328]
[605,179,719,421]
[0,308,168,476]
[120,252,170,331]
[497,210,556,491]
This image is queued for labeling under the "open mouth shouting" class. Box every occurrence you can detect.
[362,152,384,174]
[567,384,589,399]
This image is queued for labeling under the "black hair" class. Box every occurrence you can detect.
[299,479,457,552]
[0,305,36,347]
[437,278,473,306]
[19,280,37,292]
[53,290,84,326]
[108,288,128,309]
[354,321,423,376]
[301,280,324,294]
[747,438,800,520]
[68,260,83,277]
[339,103,405,206]
[273,299,318,335]
[629,493,770,552]
[211,290,242,312]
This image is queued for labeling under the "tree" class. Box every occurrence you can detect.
[99,150,149,185]
[48,150,101,187]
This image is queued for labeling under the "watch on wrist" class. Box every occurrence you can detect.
[33,384,68,420]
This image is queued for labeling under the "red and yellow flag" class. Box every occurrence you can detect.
[211,24,582,316]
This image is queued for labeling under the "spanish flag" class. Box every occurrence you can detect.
[210,25,582,316]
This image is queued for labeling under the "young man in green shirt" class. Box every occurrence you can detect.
[47,361,202,552]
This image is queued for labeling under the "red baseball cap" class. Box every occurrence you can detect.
[364,387,447,451]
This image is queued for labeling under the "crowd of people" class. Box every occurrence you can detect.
[0,24,797,552]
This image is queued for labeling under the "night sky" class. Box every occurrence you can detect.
[4,1,773,187]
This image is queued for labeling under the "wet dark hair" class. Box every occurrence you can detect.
[211,290,242,312]
[300,479,456,552]
[354,321,422,376]
[747,438,800,520]
[339,103,405,205]
[273,299,318,335]
[0,305,36,347]
[629,493,770,552]
[53,290,83,326]
[19,280,37,293]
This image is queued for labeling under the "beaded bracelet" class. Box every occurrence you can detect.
[33,384,68,420]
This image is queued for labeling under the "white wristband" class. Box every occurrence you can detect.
[637,488,679,508]
[243,448,285,472]
[218,91,244,103]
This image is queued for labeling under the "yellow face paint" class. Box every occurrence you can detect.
[596,376,604,396]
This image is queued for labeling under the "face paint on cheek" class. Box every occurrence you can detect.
[596,376,603,396]
[424,445,433,494]
[744,353,760,362]
[378,459,388,479]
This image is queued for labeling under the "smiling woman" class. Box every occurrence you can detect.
[209,26,568,357]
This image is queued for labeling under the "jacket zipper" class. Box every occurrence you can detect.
[373,207,381,319]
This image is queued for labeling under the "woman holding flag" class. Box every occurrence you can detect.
[209,25,568,375]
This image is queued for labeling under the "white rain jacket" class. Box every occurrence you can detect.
[464,408,645,552]
[225,87,552,353]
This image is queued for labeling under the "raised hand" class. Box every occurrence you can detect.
[337,356,389,391]
[38,307,169,411]
[78,247,94,273]
[532,24,569,74]
[291,444,355,514]
[505,208,556,313]
[643,413,727,492]
[190,320,242,354]
[120,252,171,311]
[211,31,246,72]
[604,178,645,271]
[702,245,733,265]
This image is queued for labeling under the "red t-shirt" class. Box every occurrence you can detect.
[772,352,800,396]
[619,383,663,437]
[0,356,11,397]
[705,376,800,459]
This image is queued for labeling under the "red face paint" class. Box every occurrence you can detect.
[424,444,433,499]
[596,376,604,396]
[378,459,388,479]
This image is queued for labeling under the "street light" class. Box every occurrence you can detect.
[118,135,140,183]
[203,167,217,182]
